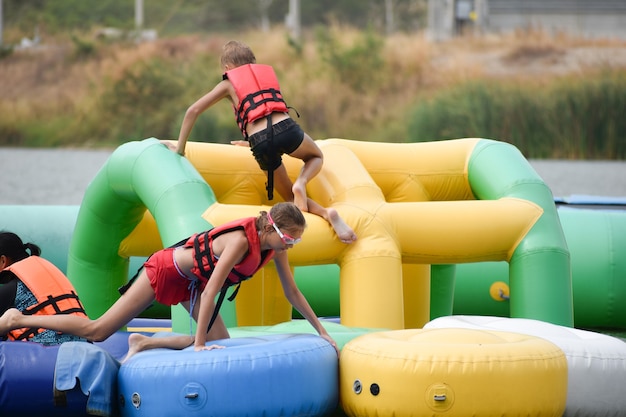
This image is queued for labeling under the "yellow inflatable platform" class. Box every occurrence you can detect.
[58,137,572,332]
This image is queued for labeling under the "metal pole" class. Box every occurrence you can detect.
[288,0,301,40]
[385,0,395,35]
[135,0,144,30]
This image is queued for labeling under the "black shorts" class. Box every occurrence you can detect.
[247,118,304,171]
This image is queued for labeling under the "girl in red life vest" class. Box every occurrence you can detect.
[169,40,357,244]
[0,231,87,345]
[0,203,339,359]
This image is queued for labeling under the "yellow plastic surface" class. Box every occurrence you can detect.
[340,328,568,417]
[123,139,544,329]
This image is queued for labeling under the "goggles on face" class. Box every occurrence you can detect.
[267,212,301,245]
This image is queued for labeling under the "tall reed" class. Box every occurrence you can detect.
[408,69,626,159]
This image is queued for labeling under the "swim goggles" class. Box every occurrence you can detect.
[267,212,302,245]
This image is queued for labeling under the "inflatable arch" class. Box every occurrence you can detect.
[65,137,573,331]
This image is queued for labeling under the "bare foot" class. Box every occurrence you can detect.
[122,333,149,363]
[194,344,226,352]
[0,308,22,334]
[328,208,357,244]
[292,181,309,212]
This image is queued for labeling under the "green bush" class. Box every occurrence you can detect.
[70,34,97,60]
[95,58,186,143]
[315,27,385,92]
[548,70,626,158]
[408,70,626,159]
[0,45,14,60]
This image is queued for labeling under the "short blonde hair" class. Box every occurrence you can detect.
[221,40,256,68]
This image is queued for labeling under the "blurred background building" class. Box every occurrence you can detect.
[428,0,626,40]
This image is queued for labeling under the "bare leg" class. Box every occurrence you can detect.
[124,333,192,362]
[288,133,323,212]
[0,272,156,342]
[291,179,308,213]
[307,199,358,244]
[123,295,231,362]
[184,298,230,342]
[272,164,357,243]
[123,332,226,363]
[271,164,308,212]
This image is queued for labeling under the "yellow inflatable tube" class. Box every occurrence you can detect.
[71,138,572,331]
[180,139,567,329]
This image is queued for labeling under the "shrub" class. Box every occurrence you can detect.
[315,26,385,92]
[408,70,626,159]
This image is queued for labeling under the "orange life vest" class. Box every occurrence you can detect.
[224,64,289,136]
[1,256,87,341]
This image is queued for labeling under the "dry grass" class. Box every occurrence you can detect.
[1,26,625,145]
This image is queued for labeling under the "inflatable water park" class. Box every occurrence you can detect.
[1,137,625,417]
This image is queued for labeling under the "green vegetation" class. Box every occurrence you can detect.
[1,0,427,38]
[1,0,625,159]
[409,70,626,158]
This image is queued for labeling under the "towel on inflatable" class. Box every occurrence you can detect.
[54,341,121,417]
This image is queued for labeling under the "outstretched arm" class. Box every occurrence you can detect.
[193,232,249,350]
[176,80,232,155]
[273,251,340,355]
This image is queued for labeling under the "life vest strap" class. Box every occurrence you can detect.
[14,297,87,341]
[23,291,86,316]
[193,227,250,284]
[265,115,275,200]
[193,231,215,280]
[236,88,286,133]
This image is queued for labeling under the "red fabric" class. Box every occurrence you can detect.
[144,248,200,305]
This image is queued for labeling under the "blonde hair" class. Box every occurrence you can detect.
[221,40,256,69]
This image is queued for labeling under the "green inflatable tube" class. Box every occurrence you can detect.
[560,207,626,328]
[292,265,341,319]
[468,140,573,326]
[452,262,511,317]
[452,207,626,329]
[430,264,457,319]
[67,138,218,322]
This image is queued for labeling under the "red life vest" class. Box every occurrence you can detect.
[184,217,275,333]
[224,64,289,136]
[1,256,87,341]
[184,216,275,290]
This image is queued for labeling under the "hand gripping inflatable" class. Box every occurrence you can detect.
[67,137,573,331]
